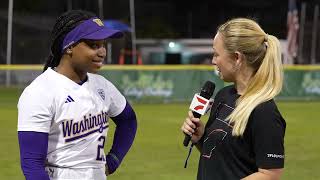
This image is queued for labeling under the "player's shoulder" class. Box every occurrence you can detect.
[88,72,107,82]
[20,69,55,99]
[87,73,114,87]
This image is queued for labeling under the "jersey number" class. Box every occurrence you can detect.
[96,136,106,161]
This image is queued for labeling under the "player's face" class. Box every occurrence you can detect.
[70,39,107,74]
[211,33,237,82]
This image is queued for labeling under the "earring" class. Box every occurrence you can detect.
[66,49,72,54]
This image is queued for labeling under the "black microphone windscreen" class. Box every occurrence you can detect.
[200,81,215,99]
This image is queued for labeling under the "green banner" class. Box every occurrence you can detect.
[98,69,320,103]
[281,70,320,100]
[99,70,224,103]
[2,65,320,102]
[100,69,320,102]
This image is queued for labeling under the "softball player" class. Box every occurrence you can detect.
[17,10,137,180]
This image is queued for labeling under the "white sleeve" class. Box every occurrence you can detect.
[17,87,54,133]
[106,81,126,117]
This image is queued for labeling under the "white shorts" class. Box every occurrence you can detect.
[45,166,106,180]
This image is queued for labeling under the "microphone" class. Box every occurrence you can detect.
[183,81,215,147]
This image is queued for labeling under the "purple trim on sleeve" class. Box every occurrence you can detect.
[18,131,50,180]
[107,101,137,174]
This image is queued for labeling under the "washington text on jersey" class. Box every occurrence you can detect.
[62,111,109,143]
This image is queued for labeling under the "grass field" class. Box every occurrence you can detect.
[0,87,319,179]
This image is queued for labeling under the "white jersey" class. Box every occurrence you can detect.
[17,68,126,169]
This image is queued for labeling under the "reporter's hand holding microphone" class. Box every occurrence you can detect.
[181,111,205,145]
[181,81,215,147]
[181,81,215,168]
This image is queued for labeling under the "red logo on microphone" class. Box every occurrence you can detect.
[194,96,207,110]
[190,94,212,115]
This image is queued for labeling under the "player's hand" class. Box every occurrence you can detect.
[105,153,119,176]
[181,111,204,144]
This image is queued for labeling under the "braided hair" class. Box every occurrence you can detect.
[43,10,95,72]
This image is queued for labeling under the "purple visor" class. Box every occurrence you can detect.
[62,17,123,52]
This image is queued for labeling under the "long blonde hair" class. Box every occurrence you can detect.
[218,18,283,136]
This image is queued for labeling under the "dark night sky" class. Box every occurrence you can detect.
[134,0,289,38]
[0,0,291,39]
[1,0,320,64]
[1,0,320,39]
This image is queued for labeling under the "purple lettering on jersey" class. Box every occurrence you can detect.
[80,120,87,132]
[62,119,73,137]
[73,123,80,134]
[61,111,109,142]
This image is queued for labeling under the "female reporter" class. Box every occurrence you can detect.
[17,10,137,180]
[181,18,286,180]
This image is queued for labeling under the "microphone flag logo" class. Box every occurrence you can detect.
[194,96,207,110]
[189,94,213,115]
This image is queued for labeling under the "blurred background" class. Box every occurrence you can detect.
[1,0,320,66]
[0,0,320,180]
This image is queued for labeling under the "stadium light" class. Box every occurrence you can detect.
[169,42,175,48]
[166,41,182,53]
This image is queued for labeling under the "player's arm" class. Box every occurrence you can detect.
[106,101,137,175]
[17,87,53,180]
[18,131,50,180]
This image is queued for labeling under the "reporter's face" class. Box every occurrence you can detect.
[212,33,236,82]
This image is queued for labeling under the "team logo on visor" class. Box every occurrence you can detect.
[93,18,104,26]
